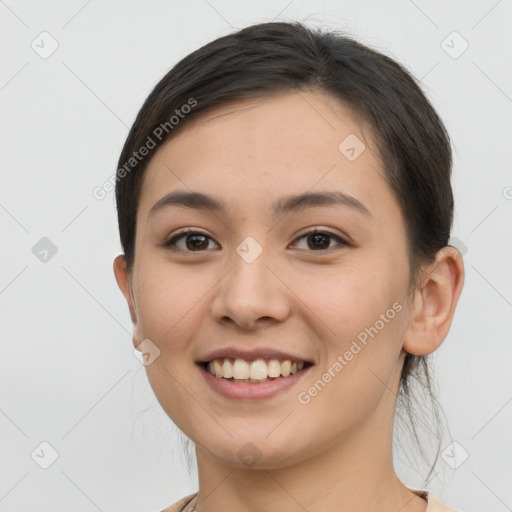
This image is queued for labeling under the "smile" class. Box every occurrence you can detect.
[206,357,308,382]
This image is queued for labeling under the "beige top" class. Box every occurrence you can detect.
[160,487,460,511]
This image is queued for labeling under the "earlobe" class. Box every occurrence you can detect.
[113,255,141,345]
[402,246,465,356]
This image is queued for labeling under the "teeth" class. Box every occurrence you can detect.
[206,357,307,380]
[213,359,223,378]
[222,358,233,378]
[233,359,249,379]
[281,360,291,377]
[267,359,281,378]
[249,359,268,380]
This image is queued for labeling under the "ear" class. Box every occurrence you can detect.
[402,246,465,356]
[113,254,141,349]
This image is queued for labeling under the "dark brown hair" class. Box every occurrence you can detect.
[115,21,453,484]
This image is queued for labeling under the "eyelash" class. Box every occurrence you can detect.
[162,227,350,253]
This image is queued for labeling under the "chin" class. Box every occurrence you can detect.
[195,430,312,470]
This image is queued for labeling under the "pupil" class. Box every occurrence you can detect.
[184,233,330,251]
[309,233,329,249]
[187,235,208,250]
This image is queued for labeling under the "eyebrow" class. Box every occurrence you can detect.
[149,190,372,218]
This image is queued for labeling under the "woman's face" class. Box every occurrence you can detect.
[120,91,417,468]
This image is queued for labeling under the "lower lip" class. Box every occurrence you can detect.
[198,364,312,400]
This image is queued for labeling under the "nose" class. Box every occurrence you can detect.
[210,244,291,331]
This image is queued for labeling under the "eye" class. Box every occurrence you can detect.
[163,228,219,252]
[162,227,350,253]
[291,227,349,251]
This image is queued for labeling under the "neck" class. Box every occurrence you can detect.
[192,396,427,512]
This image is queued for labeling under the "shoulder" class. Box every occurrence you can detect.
[160,490,465,512]
[159,492,198,512]
[425,491,462,512]
[409,487,462,512]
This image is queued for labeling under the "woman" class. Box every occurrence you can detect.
[113,21,465,512]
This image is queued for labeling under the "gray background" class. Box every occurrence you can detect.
[1,0,511,511]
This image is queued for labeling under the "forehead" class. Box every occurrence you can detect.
[137,91,400,224]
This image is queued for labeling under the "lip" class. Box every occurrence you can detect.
[198,362,313,400]
[197,347,314,365]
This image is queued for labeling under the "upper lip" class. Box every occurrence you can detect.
[197,347,314,364]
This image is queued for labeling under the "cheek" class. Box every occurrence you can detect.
[133,257,210,342]
[133,261,211,435]
[294,261,406,407]
[293,258,394,341]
